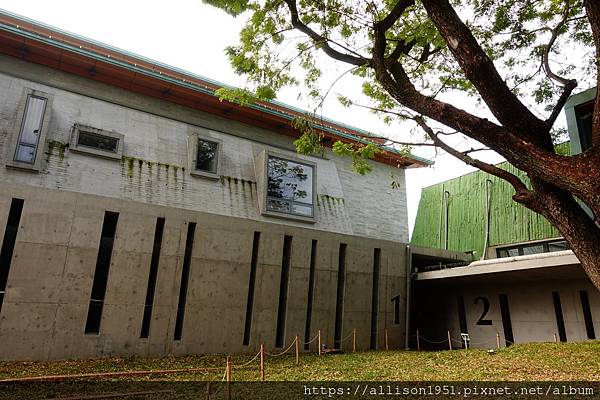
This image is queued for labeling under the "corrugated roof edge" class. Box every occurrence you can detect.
[0,8,433,167]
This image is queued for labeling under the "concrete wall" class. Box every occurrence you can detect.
[0,181,407,360]
[0,54,409,243]
[413,277,600,349]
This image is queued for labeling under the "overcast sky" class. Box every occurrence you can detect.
[0,0,550,235]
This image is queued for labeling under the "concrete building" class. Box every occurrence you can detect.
[410,90,599,349]
[0,10,432,360]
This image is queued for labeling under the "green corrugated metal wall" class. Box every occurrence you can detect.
[411,143,569,256]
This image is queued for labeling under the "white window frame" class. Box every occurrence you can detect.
[5,88,54,172]
[69,124,124,160]
[188,132,222,180]
[258,150,317,223]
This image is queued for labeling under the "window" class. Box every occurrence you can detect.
[266,155,315,218]
[14,95,46,164]
[70,124,124,159]
[6,88,53,172]
[196,139,219,173]
[188,133,222,179]
[496,239,569,258]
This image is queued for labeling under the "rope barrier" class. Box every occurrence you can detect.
[233,350,262,369]
[302,334,320,345]
[265,339,296,357]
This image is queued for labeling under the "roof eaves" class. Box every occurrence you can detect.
[0,8,433,167]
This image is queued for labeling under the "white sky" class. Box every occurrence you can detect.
[1,0,567,236]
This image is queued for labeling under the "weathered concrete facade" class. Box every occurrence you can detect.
[0,13,417,360]
[413,257,600,349]
[0,182,407,360]
[0,55,409,243]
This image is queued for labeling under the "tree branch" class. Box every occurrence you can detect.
[420,0,551,148]
[414,116,532,200]
[283,0,369,67]
[375,0,415,32]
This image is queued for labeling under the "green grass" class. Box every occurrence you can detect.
[1,341,599,382]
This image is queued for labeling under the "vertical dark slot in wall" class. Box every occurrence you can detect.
[334,243,347,349]
[498,294,514,346]
[370,248,381,350]
[457,296,468,349]
[243,232,261,345]
[140,217,165,339]
[457,296,468,334]
[85,211,119,334]
[552,291,567,342]
[580,290,596,340]
[275,235,293,348]
[173,222,196,341]
[304,239,317,350]
[0,198,24,314]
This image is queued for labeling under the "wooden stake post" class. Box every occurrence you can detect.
[295,335,300,365]
[260,344,265,382]
[416,330,420,351]
[318,330,322,356]
[352,328,356,352]
[226,355,232,400]
[384,329,389,351]
[496,332,500,349]
[447,330,452,350]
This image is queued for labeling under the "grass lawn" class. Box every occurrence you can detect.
[1,342,599,382]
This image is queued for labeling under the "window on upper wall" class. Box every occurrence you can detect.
[70,124,124,160]
[6,88,53,172]
[196,139,219,173]
[14,95,46,164]
[266,154,315,219]
[188,133,222,179]
[496,239,569,258]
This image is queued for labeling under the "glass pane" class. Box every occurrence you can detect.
[497,249,508,258]
[521,244,545,256]
[18,96,46,146]
[196,139,218,173]
[15,144,36,163]
[78,131,119,152]
[267,198,291,213]
[548,241,568,252]
[267,156,313,207]
[292,203,313,217]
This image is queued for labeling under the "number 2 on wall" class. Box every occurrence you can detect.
[474,296,493,325]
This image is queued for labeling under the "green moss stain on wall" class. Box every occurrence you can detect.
[411,143,569,254]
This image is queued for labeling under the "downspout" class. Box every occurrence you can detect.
[443,190,450,250]
[481,179,493,260]
[404,244,413,350]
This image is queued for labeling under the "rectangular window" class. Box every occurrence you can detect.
[14,95,47,164]
[85,211,119,334]
[78,131,119,153]
[70,124,124,160]
[140,217,165,339]
[266,155,314,218]
[243,232,261,345]
[275,235,293,348]
[174,222,196,341]
[196,139,219,173]
[496,239,569,258]
[189,134,222,179]
[0,198,25,314]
